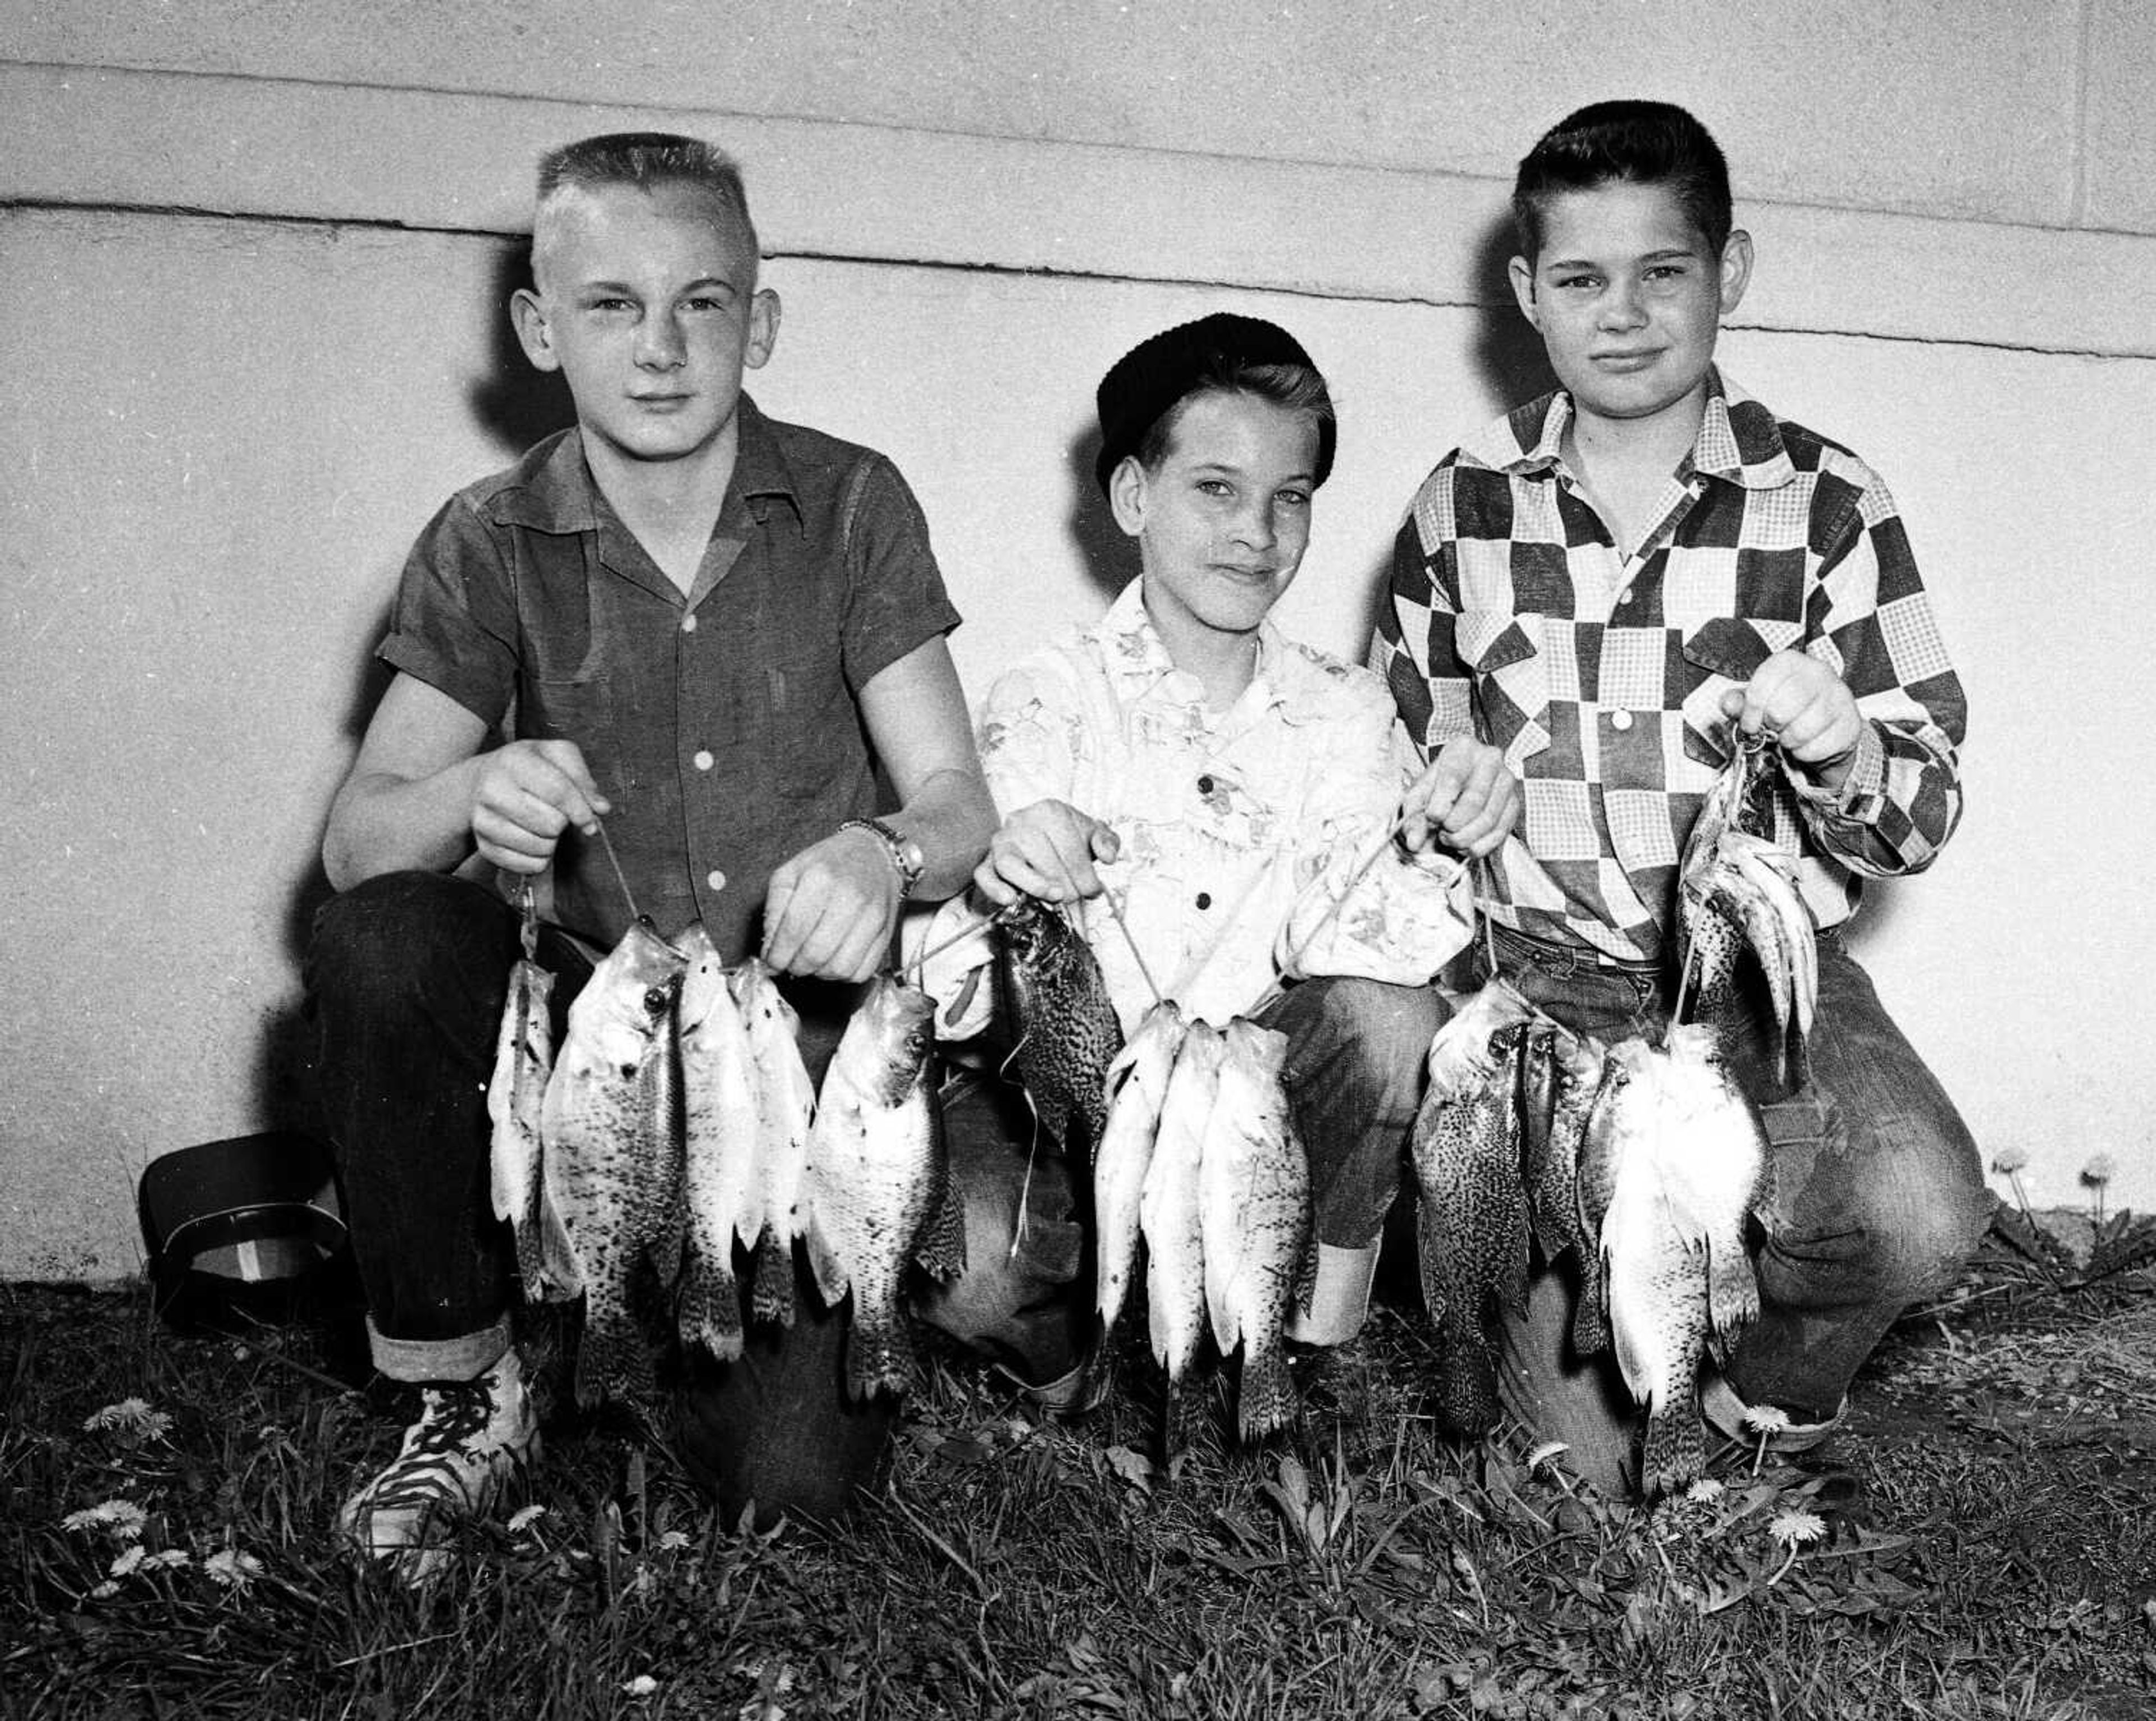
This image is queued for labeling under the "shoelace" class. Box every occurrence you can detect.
[352,1374,510,1524]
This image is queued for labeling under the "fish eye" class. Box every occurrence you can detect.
[643,985,672,1015]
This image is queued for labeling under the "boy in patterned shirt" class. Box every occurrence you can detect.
[1374,102,1992,1493]
[919,313,1509,1417]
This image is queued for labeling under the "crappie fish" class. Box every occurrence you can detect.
[1412,977,1537,1438]
[998,898,1125,1172]
[1595,1024,1767,1498]
[1140,1019,1226,1385]
[488,951,570,1299]
[677,924,760,1363]
[1199,1018,1312,1442]
[1516,1022,1607,1271]
[1094,1000,1187,1334]
[730,957,816,1327]
[540,920,687,1411]
[802,974,963,1400]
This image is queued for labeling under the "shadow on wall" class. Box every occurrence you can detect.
[1063,415,1133,605]
[252,237,575,1151]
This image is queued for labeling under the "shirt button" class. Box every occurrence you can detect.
[692,749,714,771]
[1196,775,1214,795]
[1610,710,1635,731]
[706,869,727,891]
[681,613,699,633]
[1195,891,1212,910]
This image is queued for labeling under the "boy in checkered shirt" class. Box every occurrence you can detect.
[1376,100,1991,1496]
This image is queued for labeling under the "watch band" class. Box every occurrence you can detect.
[839,817,926,899]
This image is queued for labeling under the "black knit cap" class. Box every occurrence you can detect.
[1093,312,1335,496]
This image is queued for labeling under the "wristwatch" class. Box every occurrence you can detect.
[840,817,926,900]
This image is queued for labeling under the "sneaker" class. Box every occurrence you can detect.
[997,1349,1112,1419]
[338,1349,540,1582]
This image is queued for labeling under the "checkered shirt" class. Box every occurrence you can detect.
[1373,370,1966,964]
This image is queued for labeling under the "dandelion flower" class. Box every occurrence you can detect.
[657,1530,691,1553]
[202,1549,262,1590]
[2081,1155,2116,1185]
[143,1550,190,1571]
[62,1500,147,1540]
[1769,1509,1826,1548]
[1684,1478,1725,1505]
[1742,1403,1790,1476]
[506,1504,547,1535]
[622,1675,659,1698]
[1525,1440,1570,1472]
[1990,1146,2029,1174]
[108,1545,145,1579]
[90,1581,121,1601]
[82,1399,173,1440]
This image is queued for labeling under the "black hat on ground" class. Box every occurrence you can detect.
[1093,312,1335,496]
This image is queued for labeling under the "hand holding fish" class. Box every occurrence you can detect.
[761,827,906,983]
[1721,651,1863,789]
[1399,736,1519,859]
[974,798,1120,907]
[470,740,610,875]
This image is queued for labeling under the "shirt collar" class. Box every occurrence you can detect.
[1094,579,1336,724]
[1465,368,1796,493]
[483,392,805,534]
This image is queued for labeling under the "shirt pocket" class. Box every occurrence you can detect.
[1456,607,1551,771]
[1678,615,1803,772]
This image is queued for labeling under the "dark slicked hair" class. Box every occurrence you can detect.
[533,131,759,257]
[1511,100,1733,261]
[1135,361,1335,482]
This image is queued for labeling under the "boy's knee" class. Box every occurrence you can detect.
[1299,977,1446,1084]
[308,871,503,1010]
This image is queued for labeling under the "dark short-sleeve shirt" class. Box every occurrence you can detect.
[380,394,961,960]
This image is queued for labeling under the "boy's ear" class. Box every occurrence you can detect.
[744,288,782,372]
[1717,230,1755,318]
[1107,455,1149,539]
[510,288,560,373]
[1507,256,1542,329]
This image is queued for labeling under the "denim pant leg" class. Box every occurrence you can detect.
[306,869,592,1381]
[1713,933,1990,1420]
[1255,976,1447,1343]
[912,1068,1092,1388]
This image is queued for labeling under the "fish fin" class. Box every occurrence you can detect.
[1704,1232,1760,1348]
[574,1298,656,1413]
[750,1229,798,1327]
[677,1247,744,1363]
[1413,1190,1451,1330]
[913,1164,969,1283]
[1570,1250,1612,1357]
[802,1217,849,1312]
[1294,1229,1321,1321]
[1638,1392,1709,1501]
[1237,1342,1296,1444]
[845,1301,917,1402]
[533,1194,584,1302]
[1432,1329,1501,1439]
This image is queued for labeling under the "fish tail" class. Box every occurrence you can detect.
[677,1247,744,1363]
[750,1229,798,1327]
[913,1164,968,1283]
[574,1297,656,1413]
[844,1301,917,1402]
[1432,1327,1502,1439]
[1237,1342,1296,1444]
[1639,1394,1709,1500]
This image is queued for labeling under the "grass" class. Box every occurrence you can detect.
[4,1212,2153,1721]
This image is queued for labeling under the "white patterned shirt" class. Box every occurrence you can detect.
[919,580,1470,1037]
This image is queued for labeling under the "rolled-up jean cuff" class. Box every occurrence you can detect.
[1286,1242,1380,1347]
[367,1316,511,1385]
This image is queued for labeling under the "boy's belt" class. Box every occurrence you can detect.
[1488,923,1664,978]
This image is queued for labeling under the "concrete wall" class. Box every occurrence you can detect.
[5,0,2153,1278]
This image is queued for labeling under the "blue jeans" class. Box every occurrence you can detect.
[1476,923,1990,1483]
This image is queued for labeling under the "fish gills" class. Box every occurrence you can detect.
[677,926,760,1363]
[1412,980,1536,1436]
[731,958,817,1328]
[1199,1018,1312,1442]
[801,974,949,1400]
[1094,1000,1187,1333]
[540,921,687,1411]
[488,955,572,1299]
[1141,1020,1225,1384]
[999,899,1125,1172]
